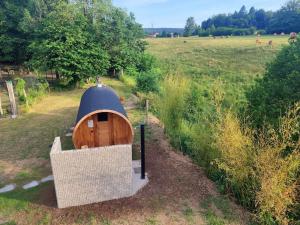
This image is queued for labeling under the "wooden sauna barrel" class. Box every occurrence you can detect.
[72,85,134,149]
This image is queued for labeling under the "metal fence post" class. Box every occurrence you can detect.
[141,124,145,179]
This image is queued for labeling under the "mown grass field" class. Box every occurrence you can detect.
[147,35,288,108]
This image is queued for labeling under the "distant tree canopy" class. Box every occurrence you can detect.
[0,0,149,85]
[183,0,300,37]
[184,17,199,37]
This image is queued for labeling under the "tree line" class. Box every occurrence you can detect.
[0,0,155,86]
[184,0,300,37]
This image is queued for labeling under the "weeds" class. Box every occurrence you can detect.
[201,195,235,225]
[157,72,300,224]
[182,206,194,224]
[215,104,300,224]
[145,217,158,225]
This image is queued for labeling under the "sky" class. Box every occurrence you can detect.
[113,0,287,28]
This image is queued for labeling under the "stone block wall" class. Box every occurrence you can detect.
[50,137,133,208]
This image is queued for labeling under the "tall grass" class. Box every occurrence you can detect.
[255,104,300,225]
[214,111,257,209]
[157,76,190,149]
[157,76,300,224]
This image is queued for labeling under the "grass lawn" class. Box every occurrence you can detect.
[0,77,141,184]
[0,77,150,224]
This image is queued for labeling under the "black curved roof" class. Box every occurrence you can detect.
[76,85,127,124]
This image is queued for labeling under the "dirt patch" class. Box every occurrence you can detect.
[124,94,140,110]
[10,114,249,225]
[0,158,50,184]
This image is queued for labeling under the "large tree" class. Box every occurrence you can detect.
[0,0,148,85]
[0,0,66,63]
[184,17,198,37]
[29,2,110,85]
[0,0,31,63]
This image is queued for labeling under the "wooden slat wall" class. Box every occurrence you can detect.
[73,112,133,149]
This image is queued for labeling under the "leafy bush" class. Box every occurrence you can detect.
[15,78,27,103]
[215,104,300,224]
[119,74,136,89]
[125,67,139,77]
[136,72,160,93]
[15,76,49,109]
[255,104,300,225]
[246,38,300,128]
[136,54,157,73]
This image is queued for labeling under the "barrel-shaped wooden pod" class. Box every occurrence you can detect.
[73,85,134,149]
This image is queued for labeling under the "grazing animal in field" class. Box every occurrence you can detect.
[268,40,273,47]
[256,38,262,45]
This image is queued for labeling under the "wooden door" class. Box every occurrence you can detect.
[94,113,113,147]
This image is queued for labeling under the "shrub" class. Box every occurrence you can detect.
[255,104,300,225]
[15,75,49,109]
[119,74,136,89]
[214,104,300,224]
[15,78,27,104]
[137,54,157,73]
[125,67,139,77]
[214,110,258,208]
[136,71,159,93]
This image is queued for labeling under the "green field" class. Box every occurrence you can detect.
[147,36,288,108]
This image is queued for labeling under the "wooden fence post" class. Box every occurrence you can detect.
[23,88,29,108]
[6,81,17,119]
[120,68,124,78]
[145,99,149,125]
[0,92,3,116]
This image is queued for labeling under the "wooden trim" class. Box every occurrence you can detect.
[72,110,134,149]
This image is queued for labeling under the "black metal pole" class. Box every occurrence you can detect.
[141,124,145,179]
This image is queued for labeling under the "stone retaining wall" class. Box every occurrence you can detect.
[50,137,133,208]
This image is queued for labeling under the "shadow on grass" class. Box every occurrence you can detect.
[0,182,57,217]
